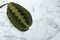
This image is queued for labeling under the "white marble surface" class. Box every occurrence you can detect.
[0,0,60,40]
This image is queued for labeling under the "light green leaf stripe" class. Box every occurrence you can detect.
[8,3,28,27]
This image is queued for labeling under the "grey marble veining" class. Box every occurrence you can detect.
[0,0,60,40]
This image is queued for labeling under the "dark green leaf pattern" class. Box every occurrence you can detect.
[7,2,32,32]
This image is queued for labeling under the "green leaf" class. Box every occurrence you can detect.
[7,2,33,32]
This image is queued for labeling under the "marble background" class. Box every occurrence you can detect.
[0,0,60,40]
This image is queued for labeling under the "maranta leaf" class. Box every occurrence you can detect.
[7,2,33,32]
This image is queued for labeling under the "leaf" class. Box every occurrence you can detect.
[7,2,33,32]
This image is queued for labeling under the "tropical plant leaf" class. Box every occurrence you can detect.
[7,2,32,32]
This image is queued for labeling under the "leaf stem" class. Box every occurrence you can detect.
[0,3,8,8]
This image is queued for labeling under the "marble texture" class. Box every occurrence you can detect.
[0,0,60,40]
